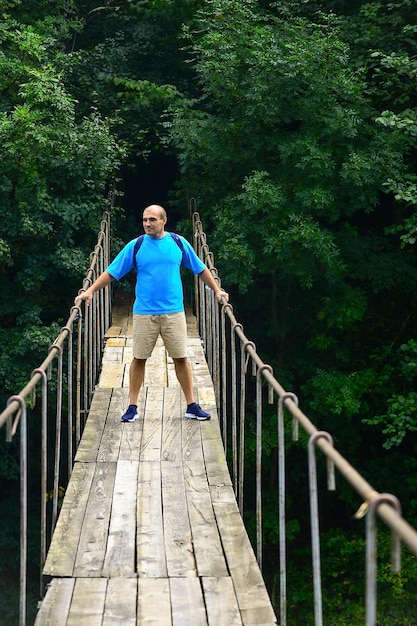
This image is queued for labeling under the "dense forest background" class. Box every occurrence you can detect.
[1,0,417,623]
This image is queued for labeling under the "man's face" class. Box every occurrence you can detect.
[143,207,167,238]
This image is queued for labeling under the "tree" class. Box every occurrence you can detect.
[0,7,124,397]
[170,0,415,370]
[169,2,417,619]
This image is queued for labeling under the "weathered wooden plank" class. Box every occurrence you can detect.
[213,501,278,625]
[88,386,114,408]
[104,325,122,338]
[187,339,213,387]
[199,398,233,488]
[185,304,199,337]
[102,577,137,626]
[34,577,75,625]
[66,578,107,626]
[75,388,113,462]
[161,461,196,577]
[102,460,139,577]
[161,387,182,465]
[182,410,204,463]
[119,387,145,461]
[40,295,278,626]
[43,462,95,577]
[137,578,172,625]
[210,482,238,504]
[183,461,228,578]
[96,394,124,463]
[101,345,124,363]
[73,462,117,577]
[166,354,179,389]
[75,411,107,463]
[144,340,168,387]
[196,386,217,414]
[123,344,133,364]
[140,387,164,462]
[136,460,167,577]
[202,577,243,626]
[170,577,207,626]
[98,362,125,388]
[105,337,126,347]
[110,386,130,419]
[123,360,131,387]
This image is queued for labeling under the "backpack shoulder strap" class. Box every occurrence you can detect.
[133,235,145,270]
[133,232,184,271]
[169,232,184,253]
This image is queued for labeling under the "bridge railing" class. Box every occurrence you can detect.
[192,204,417,626]
[0,194,113,626]
[3,196,417,626]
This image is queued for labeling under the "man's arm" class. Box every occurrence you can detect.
[198,268,229,303]
[74,271,115,307]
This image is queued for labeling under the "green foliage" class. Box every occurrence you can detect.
[363,340,417,449]
[1,0,417,622]
[65,0,200,159]
[171,0,417,410]
[0,9,124,399]
[279,526,417,624]
[169,8,417,623]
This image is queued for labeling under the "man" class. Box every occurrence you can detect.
[75,204,229,422]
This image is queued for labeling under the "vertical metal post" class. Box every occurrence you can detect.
[8,396,27,626]
[85,289,92,409]
[308,431,336,626]
[213,293,221,410]
[75,308,83,446]
[211,271,221,399]
[255,364,273,569]
[277,392,299,626]
[206,285,213,375]
[366,494,401,626]
[102,215,111,330]
[231,323,243,494]
[205,258,216,374]
[61,327,73,477]
[238,341,255,514]
[221,305,228,444]
[82,281,91,428]
[98,243,105,350]
[31,368,48,599]
[49,344,63,531]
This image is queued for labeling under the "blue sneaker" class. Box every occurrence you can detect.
[185,403,211,421]
[121,404,139,422]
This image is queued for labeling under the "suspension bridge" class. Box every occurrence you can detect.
[2,196,417,625]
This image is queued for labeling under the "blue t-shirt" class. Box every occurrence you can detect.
[106,233,206,314]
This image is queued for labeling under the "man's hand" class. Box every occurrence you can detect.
[215,288,229,303]
[74,289,93,307]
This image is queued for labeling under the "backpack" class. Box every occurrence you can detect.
[132,232,185,271]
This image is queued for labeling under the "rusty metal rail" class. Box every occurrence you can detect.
[191,205,417,626]
[0,195,113,626]
[3,194,417,625]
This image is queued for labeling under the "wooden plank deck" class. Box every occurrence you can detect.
[35,291,277,626]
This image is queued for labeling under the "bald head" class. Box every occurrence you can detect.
[143,204,167,239]
[144,204,167,219]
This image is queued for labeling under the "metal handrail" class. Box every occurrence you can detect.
[2,194,417,625]
[0,194,113,626]
[192,206,417,626]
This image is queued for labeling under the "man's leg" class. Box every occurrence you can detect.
[128,313,158,415]
[129,357,146,405]
[173,357,195,405]
[121,357,147,422]
[173,357,211,421]
[163,313,210,420]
